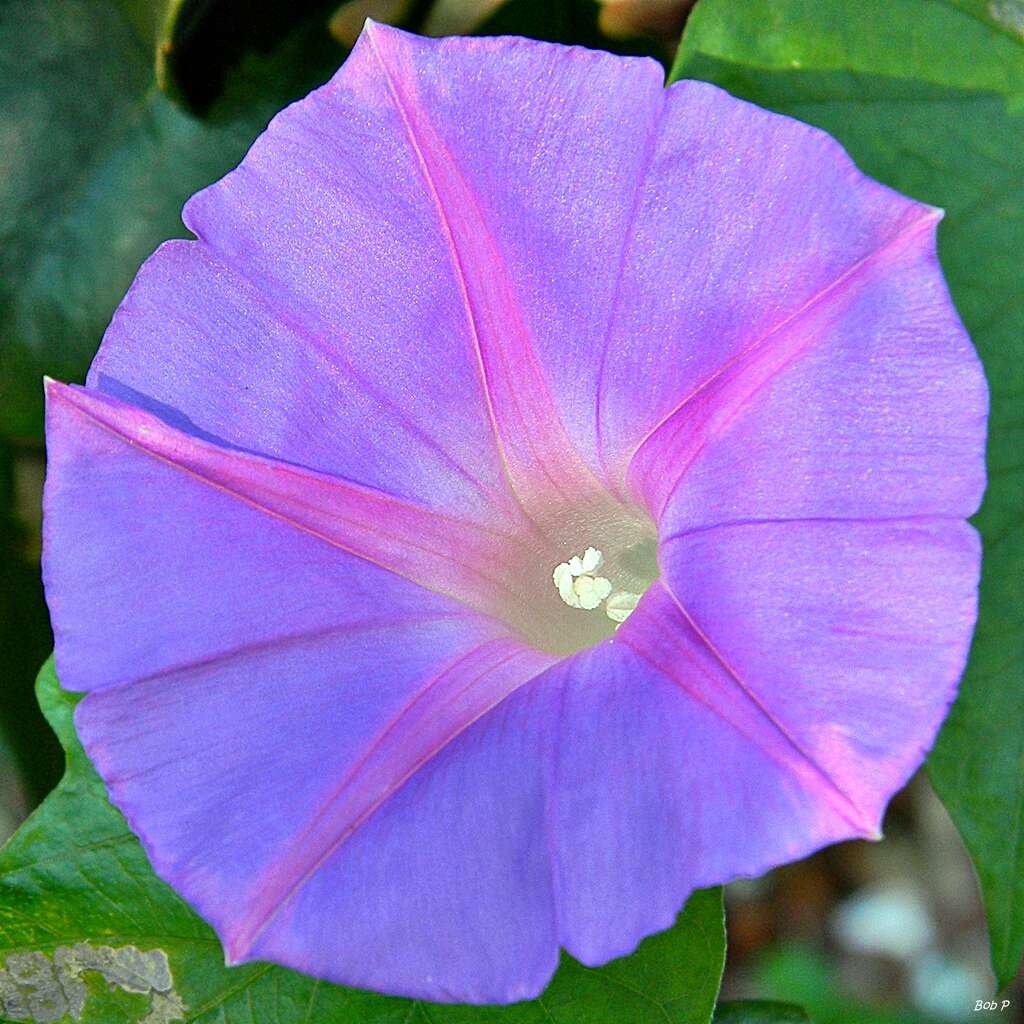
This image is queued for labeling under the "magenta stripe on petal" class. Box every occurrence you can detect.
[48,381,531,619]
[627,207,945,518]
[360,24,603,511]
[228,636,556,964]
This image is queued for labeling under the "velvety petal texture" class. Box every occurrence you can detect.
[43,22,986,1005]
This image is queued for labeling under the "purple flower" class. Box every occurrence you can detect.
[42,23,987,1005]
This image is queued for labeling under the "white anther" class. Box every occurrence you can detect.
[606,590,641,624]
[552,547,613,612]
[580,546,602,573]
[552,562,578,606]
[574,574,613,610]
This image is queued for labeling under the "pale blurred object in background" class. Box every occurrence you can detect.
[832,884,936,960]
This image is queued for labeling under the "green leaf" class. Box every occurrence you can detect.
[0,660,726,1022]
[113,0,186,85]
[938,0,1024,51]
[672,0,1024,989]
[674,0,1024,94]
[0,0,345,441]
[712,1000,811,1023]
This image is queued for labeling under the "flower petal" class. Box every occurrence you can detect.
[230,673,561,1003]
[591,84,969,491]
[629,205,987,523]
[539,632,857,966]
[45,377,561,1002]
[309,36,971,500]
[333,27,671,496]
[653,517,979,836]
[89,241,516,523]
[91,23,622,517]
[44,382,534,662]
[76,638,557,1004]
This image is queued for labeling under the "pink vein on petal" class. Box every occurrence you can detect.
[620,582,877,835]
[659,512,964,544]
[364,24,601,515]
[625,208,942,519]
[227,636,556,960]
[49,382,528,619]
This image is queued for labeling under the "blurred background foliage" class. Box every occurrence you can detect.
[0,0,1020,1021]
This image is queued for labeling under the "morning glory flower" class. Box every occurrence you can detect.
[42,22,987,1005]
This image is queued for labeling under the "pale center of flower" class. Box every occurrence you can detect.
[551,546,643,624]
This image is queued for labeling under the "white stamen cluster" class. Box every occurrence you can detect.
[552,547,642,624]
[552,546,611,610]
